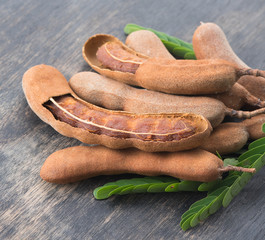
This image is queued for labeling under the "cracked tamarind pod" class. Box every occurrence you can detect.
[192,22,265,101]
[40,146,255,184]
[125,30,265,110]
[69,71,265,128]
[83,34,265,95]
[22,64,212,152]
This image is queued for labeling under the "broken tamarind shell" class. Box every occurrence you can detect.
[22,64,212,152]
[40,146,255,184]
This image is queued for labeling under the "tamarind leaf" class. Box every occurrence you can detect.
[236,154,261,168]
[189,195,216,210]
[238,144,265,161]
[262,123,265,133]
[248,137,265,150]
[198,180,221,192]
[161,39,180,52]
[93,176,181,199]
[93,185,120,200]
[223,158,238,166]
[222,153,265,207]
[172,46,195,59]
[181,205,205,220]
[147,182,176,193]
[165,180,201,192]
[184,52,196,60]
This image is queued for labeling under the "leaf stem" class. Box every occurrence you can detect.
[219,165,256,173]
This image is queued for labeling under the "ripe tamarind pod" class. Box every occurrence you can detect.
[22,64,212,152]
[125,30,175,59]
[207,83,265,110]
[69,71,265,128]
[40,146,255,184]
[83,34,265,95]
[125,29,264,110]
[241,114,265,140]
[192,22,265,100]
[201,114,265,155]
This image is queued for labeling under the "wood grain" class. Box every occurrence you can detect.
[1,0,265,239]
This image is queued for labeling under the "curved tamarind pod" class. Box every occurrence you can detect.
[69,71,265,128]
[40,146,255,184]
[201,114,265,155]
[125,30,175,59]
[83,34,265,95]
[242,114,265,140]
[201,123,249,155]
[192,22,265,100]
[22,64,212,152]
[207,83,265,110]
[125,29,264,110]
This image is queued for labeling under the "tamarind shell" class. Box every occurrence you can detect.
[22,64,212,152]
[40,146,224,184]
[242,114,265,140]
[82,34,148,86]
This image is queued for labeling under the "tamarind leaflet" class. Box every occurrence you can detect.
[93,176,191,200]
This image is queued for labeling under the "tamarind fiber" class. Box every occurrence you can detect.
[22,64,212,152]
[40,146,255,184]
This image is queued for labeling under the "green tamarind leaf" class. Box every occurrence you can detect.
[223,158,239,166]
[189,195,216,209]
[94,185,119,200]
[181,205,205,220]
[119,186,135,195]
[165,180,200,192]
[262,123,265,133]
[184,52,196,60]
[108,185,134,197]
[198,180,221,192]
[147,182,175,193]
[132,184,151,193]
[248,137,265,150]
[238,144,265,161]
[172,46,194,59]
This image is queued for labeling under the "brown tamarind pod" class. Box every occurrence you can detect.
[126,29,264,110]
[242,114,265,140]
[40,146,255,184]
[22,64,212,152]
[83,34,265,95]
[192,22,265,100]
[201,114,265,155]
[207,82,265,110]
[125,30,175,59]
[69,71,265,128]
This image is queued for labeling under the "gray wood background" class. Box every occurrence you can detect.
[1,0,265,239]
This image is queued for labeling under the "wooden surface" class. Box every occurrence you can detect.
[1,0,265,239]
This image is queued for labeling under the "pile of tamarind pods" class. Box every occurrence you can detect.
[22,22,265,184]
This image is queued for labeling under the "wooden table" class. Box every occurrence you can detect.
[1,0,265,239]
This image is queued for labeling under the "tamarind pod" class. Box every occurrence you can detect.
[22,64,211,152]
[238,76,265,101]
[192,22,265,100]
[40,146,254,184]
[201,115,265,155]
[125,30,264,109]
[83,34,237,95]
[207,83,265,110]
[200,123,249,155]
[69,72,265,128]
[125,30,175,59]
[242,114,265,140]
[69,72,226,128]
